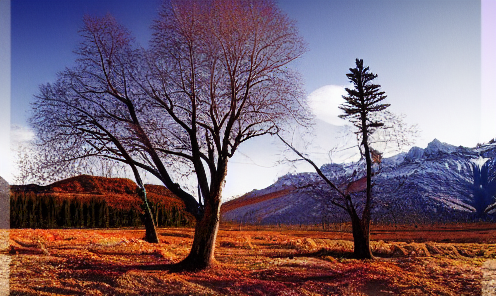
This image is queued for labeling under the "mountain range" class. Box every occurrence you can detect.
[221,139,496,225]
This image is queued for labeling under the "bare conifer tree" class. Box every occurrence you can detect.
[337,58,390,259]
[279,59,408,259]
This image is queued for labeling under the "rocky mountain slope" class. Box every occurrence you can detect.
[221,139,496,225]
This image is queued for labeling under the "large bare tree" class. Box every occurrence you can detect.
[30,0,307,270]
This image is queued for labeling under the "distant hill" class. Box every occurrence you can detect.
[0,176,8,229]
[222,139,496,225]
[10,175,194,228]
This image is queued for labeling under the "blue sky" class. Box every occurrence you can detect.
[280,0,481,147]
[0,0,10,183]
[3,0,494,197]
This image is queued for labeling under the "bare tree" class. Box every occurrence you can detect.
[278,134,373,258]
[30,0,307,270]
[279,59,413,259]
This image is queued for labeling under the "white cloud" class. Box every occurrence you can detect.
[8,125,35,184]
[307,85,349,126]
[11,124,35,146]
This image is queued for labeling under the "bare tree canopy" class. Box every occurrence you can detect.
[30,0,308,270]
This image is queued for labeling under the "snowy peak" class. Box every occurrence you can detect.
[405,146,424,162]
[424,138,457,157]
[222,139,496,225]
[471,156,490,169]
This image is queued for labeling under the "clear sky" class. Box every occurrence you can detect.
[4,0,493,199]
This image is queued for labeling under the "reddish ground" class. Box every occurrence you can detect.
[5,224,494,295]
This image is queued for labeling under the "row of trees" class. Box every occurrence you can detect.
[10,192,192,229]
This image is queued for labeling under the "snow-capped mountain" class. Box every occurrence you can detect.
[221,139,496,225]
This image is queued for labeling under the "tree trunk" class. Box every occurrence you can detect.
[177,159,227,271]
[350,210,373,259]
[137,188,160,244]
[356,107,373,259]
[142,203,160,243]
[178,198,221,270]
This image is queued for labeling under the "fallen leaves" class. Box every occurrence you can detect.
[6,227,486,295]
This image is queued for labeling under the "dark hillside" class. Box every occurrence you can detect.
[10,175,194,228]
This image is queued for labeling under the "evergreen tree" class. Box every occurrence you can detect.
[103,200,110,228]
[338,58,390,259]
[48,195,57,228]
[77,199,84,228]
[10,194,18,228]
[20,193,28,228]
[41,195,48,228]
[27,194,34,228]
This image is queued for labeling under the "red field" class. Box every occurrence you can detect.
[5,224,496,295]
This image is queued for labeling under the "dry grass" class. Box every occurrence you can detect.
[6,225,490,295]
